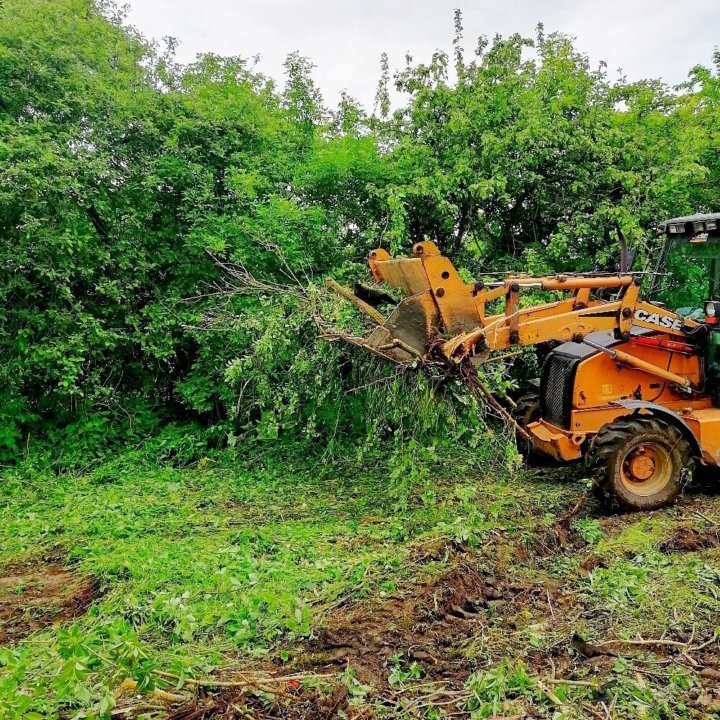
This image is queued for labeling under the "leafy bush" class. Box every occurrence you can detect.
[1,0,719,462]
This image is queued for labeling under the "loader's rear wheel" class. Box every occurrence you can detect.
[589,418,692,511]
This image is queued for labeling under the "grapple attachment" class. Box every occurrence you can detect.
[334,241,485,363]
[355,292,440,361]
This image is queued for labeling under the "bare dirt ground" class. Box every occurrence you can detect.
[0,558,102,645]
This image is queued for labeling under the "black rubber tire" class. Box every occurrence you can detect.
[588,417,692,511]
[513,392,541,460]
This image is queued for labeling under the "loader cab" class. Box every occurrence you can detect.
[652,213,720,364]
[652,213,720,312]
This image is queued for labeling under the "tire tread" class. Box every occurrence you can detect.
[588,416,692,511]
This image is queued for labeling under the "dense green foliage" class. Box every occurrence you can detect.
[1,0,719,461]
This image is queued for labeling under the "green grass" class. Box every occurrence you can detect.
[0,447,527,718]
[2,450,720,719]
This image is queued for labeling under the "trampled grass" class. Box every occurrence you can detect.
[2,450,720,719]
[0,448,521,717]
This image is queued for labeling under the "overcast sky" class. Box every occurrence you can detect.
[126,0,719,109]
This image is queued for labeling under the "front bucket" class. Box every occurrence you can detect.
[368,291,440,359]
[327,289,441,363]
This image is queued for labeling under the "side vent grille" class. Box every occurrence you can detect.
[541,352,581,429]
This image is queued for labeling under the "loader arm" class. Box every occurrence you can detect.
[333,240,701,378]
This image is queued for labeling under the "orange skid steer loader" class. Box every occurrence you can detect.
[330,213,720,511]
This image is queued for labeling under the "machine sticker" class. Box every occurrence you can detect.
[633,308,683,331]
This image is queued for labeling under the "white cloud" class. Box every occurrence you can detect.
[126,0,719,108]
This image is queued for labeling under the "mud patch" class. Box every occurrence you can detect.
[0,560,103,645]
[659,526,720,553]
[151,561,505,719]
[162,684,350,720]
[527,493,589,557]
[310,558,532,689]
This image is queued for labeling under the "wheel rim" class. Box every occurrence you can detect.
[620,443,673,497]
